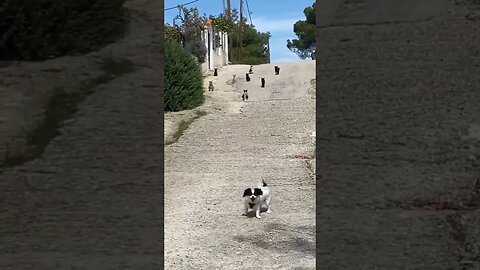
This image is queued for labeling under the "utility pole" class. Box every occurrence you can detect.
[266,40,271,63]
[238,0,243,62]
[225,0,232,63]
[225,0,231,15]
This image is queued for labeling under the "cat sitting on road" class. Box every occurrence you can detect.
[241,89,249,101]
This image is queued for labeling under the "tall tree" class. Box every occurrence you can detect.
[236,23,270,64]
[287,2,315,60]
[165,6,207,63]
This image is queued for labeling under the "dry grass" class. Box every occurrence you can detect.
[165,110,207,146]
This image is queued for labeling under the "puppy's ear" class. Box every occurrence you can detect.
[243,188,252,197]
[253,188,263,196]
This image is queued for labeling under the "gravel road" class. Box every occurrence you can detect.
[165,61,316,269]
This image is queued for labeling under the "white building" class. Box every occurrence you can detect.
[200,19,229,73]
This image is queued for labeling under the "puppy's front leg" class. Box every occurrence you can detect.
[242,201,249,216]
[254,204,261,219]
[266,196,272,214]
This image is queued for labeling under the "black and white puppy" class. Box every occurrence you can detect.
[242,179,271,219]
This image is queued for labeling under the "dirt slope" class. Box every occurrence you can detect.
[164,61,316,269]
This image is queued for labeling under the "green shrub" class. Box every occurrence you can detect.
[165,41,204,112]
[0,0,127,61]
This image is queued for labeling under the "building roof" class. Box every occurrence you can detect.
[205,19,214,26]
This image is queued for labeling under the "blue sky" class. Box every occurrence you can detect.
[164,0,314,63]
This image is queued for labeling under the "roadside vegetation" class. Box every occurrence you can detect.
[165,7,207,63]
[164,40,204,112]
[164,7,206,112]
[287,2,316,60]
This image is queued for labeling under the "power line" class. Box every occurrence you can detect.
[165,0,199,11]
[245,0,253,26]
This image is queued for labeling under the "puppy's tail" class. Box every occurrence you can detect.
[261,177,267,187]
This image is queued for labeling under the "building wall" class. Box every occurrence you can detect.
[200,25,229,73]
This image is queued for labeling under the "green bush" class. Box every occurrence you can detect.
[165,41,204,112]
[0,0,127,61]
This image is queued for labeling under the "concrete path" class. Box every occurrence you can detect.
[317,0,480,269]
[0,1,164,268]
[164,61,316,269]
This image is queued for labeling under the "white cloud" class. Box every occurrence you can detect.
[252,17,298,34]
